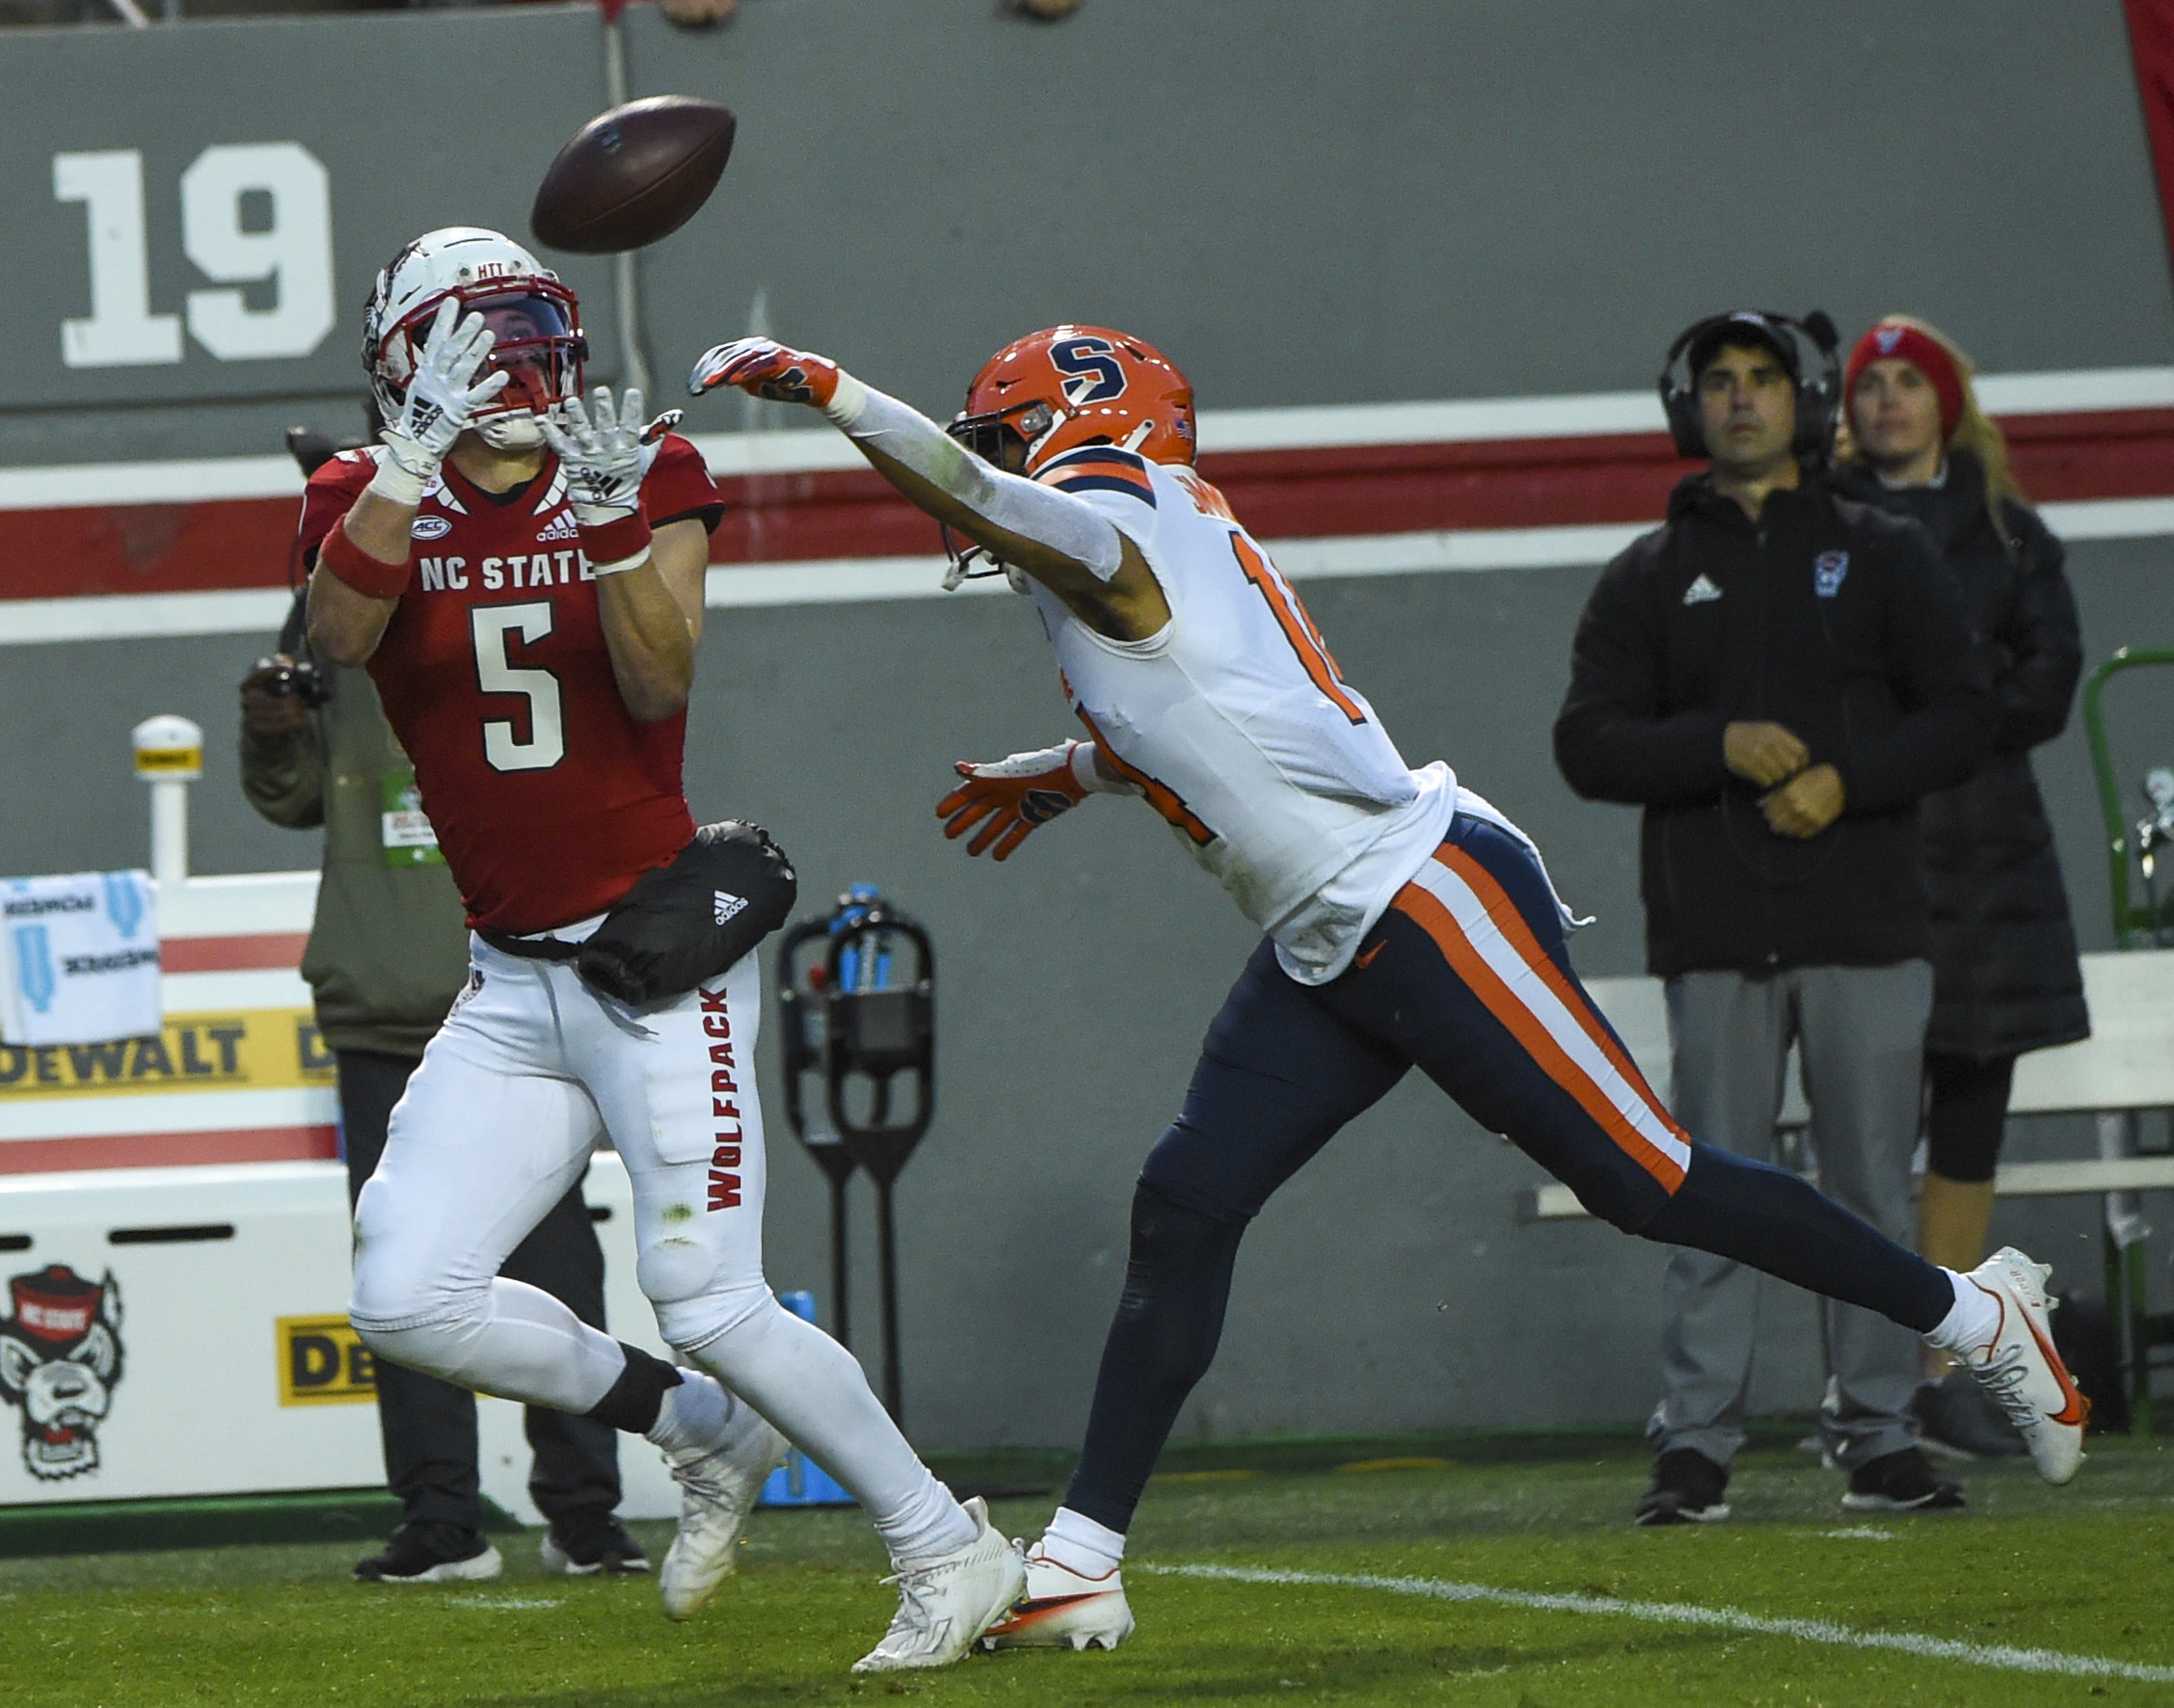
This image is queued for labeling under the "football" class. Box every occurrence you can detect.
[530,95,737,254]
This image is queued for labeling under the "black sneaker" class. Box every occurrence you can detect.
[1634,1448,1731,1526]
[1910,1370,2027,1460]
[1840,1448,1966,1512]
[355,1524,504,1584]
[540,1514,652,1576]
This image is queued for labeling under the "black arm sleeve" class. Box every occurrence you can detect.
[1831,523,1995,814]
[1553,545,1730,807]
[1989,509,2082,754]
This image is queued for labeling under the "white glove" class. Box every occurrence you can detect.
[541,387,683,525]
[371,298,508,507]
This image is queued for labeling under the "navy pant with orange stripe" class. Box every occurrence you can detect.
[1064,814,1954,1535]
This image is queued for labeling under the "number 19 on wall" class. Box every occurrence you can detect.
[54,143,335,369]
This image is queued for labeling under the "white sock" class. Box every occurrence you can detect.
[646,1367,732,1454]
[1040,1506,1125,1576]
[1922,1268,2000,1355]
[882,1475,979,1569]
[684,1293,974,1565]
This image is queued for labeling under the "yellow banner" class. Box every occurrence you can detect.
[277,1315,377,1406]
[0,1008,335,1101]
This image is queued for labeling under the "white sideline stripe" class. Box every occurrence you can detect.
[2,366,2167,510]
[2,494,2171,646]
[702,554,987,608]
[1144,1563,2174,1684]
[0,451,308,510]
[0,587,296,646]
[2039,495,2174,540]
[0,1086,335,1142]
[1406,859,1689,1177]
[161,970,312,1011]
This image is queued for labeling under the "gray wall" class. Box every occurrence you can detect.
[1,0,2171,1450]
[9,539,2171,1450]
[2,0,2167,457]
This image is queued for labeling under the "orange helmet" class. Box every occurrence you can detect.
[949,326,1195,474]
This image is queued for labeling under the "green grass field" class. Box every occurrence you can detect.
[5,1428,2173,1707]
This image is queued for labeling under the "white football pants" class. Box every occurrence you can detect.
[348,933,946,1535]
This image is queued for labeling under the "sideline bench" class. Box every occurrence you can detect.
[1514,950,2174,1426]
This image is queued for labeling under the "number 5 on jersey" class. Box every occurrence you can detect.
[470,601,565,772]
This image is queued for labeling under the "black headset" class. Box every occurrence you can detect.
[1656,308,1840,462]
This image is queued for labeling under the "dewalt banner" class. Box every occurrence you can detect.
[0,1008,334,1101]
[276,1315,376,1406]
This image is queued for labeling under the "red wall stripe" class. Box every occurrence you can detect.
[160,933,311,974]
[0,1126,337,1175]
[1,409,2168,603]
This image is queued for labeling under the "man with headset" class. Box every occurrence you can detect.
[1555,310,1994,1522]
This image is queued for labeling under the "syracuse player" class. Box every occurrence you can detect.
[690,326,2088,1650]
[304,228,1023,1671]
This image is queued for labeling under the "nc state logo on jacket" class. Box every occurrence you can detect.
[0,1265,123,1481]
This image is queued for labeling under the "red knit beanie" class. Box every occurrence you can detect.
[1844,320,1965,440]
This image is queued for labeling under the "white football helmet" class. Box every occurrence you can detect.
[362,227,585,450]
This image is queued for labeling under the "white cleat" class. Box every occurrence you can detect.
[980,1543,1135,1651]
[1955,1246,2089,1485]
[658,1400,789,1620]
[852,1497,1027,1672]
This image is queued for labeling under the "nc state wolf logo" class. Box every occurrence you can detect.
[0,1265,123,1481]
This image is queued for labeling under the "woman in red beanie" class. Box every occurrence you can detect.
[1833,316,2089,1457]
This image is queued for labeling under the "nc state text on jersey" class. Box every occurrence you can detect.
[416,552,602,593]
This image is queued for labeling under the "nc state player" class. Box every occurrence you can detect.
[690,328,2088,1648]
[305,229,1022,1670]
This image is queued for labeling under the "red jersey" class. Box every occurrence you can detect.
[299,437,724,933]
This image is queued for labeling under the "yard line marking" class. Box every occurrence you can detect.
[1142,1562,2174,1683]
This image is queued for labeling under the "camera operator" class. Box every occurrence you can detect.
[240,432,643,1585]
[1553,311,1993,1523]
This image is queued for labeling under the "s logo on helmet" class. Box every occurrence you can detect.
[1049,337,1127,406]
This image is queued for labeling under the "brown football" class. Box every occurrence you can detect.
[530,95,737,254]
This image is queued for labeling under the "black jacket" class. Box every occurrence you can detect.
[1828,454,2089,1059]
[1553,472,1994,977]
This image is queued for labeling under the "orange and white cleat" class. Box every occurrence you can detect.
[980,1542,1135,1651]
[1955,1247,2088,1485]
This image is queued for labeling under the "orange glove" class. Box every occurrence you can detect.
[686,336,844,410]
[936,741,1113,861]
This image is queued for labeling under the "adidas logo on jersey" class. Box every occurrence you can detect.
[536,510,581,544]
[713,891,749,926]
[1682,574,1724,605]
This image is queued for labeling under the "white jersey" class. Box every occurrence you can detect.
[1025,444,1457,984]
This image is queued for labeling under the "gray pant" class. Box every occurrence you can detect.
[1649,962,1932,1471]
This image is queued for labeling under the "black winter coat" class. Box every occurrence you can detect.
[1829,454,2089,1060]
[1553,473,1994,978]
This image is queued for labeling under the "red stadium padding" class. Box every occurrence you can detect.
[0,1126,338,1175]
[2,497,300,601]
[0,408,2169,601]
[157,932,313,974]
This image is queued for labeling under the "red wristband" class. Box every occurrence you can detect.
[318,521,412,600]
[579,513,652,568]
